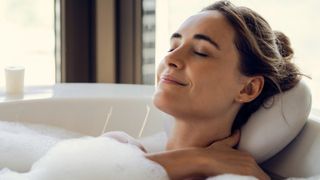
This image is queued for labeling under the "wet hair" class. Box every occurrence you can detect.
[202,1,302,131]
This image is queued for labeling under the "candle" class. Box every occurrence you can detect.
[5,66,25,95]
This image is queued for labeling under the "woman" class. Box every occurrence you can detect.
[145,1,300,180]
[106,1,300,179]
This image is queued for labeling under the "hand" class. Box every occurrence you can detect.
[201,130,270,180]
[101,131,147,152]
[146,131,270,180]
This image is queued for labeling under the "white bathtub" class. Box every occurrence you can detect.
[0,84,170,138]
[0,83,319,179]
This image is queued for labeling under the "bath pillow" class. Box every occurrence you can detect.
[238,79,312,163]
[164,79,312,163]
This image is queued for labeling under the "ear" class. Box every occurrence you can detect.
[235,76,264,103]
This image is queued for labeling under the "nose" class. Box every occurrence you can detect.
[164,51,185,70]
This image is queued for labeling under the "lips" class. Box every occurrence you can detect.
[160,75,188,86]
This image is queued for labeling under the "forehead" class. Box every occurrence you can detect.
[176,11,235,48]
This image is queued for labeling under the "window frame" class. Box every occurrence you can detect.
[55,0,96,83]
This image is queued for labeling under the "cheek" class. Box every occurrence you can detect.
[190,69,240,114]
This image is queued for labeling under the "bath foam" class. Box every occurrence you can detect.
[0,120,83,172]
[0,137,169,180]
[0,120,82,139]
[0,168,28,180]
[206,174,258,180]
[0,130,58,173]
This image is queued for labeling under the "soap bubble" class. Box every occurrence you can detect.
[27,137,168,180]
[0,121,169,180]
[0,121,82,172]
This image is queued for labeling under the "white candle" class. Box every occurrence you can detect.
[5,66,25,95]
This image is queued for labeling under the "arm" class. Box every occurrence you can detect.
[146,130,270,180]
[146,148,208,180]
[102,131,203,179]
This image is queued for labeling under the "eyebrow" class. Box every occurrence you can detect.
[170,33,220,50]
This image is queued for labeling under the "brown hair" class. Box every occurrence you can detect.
[202,1,301,131]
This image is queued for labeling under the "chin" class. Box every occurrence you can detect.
[152,90,177,116]
[152,91,167,111]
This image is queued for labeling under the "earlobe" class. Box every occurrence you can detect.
[235,76,264,103]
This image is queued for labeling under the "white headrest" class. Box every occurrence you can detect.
[164,79,312,163]
[239,79,312,163]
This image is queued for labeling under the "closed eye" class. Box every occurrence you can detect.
[194,51,208,57]
[168,48,174,52]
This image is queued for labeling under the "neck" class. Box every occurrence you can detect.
[166,116,234,150]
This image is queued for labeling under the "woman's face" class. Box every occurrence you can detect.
[153,10,245,121]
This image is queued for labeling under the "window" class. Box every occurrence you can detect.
[142,0,156,85]
[155,0,320,112]
[0,0,55,86]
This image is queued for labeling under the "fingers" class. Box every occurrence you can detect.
[128,139,147,153]
[101,131,130,143]
[101,131,147,152]
[216,130,241,147]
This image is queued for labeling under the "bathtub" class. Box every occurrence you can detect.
[0,83,170,138]
[0,83,319,179]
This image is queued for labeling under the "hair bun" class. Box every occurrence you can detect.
[274,31,294,61]
[274,31,300,91]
